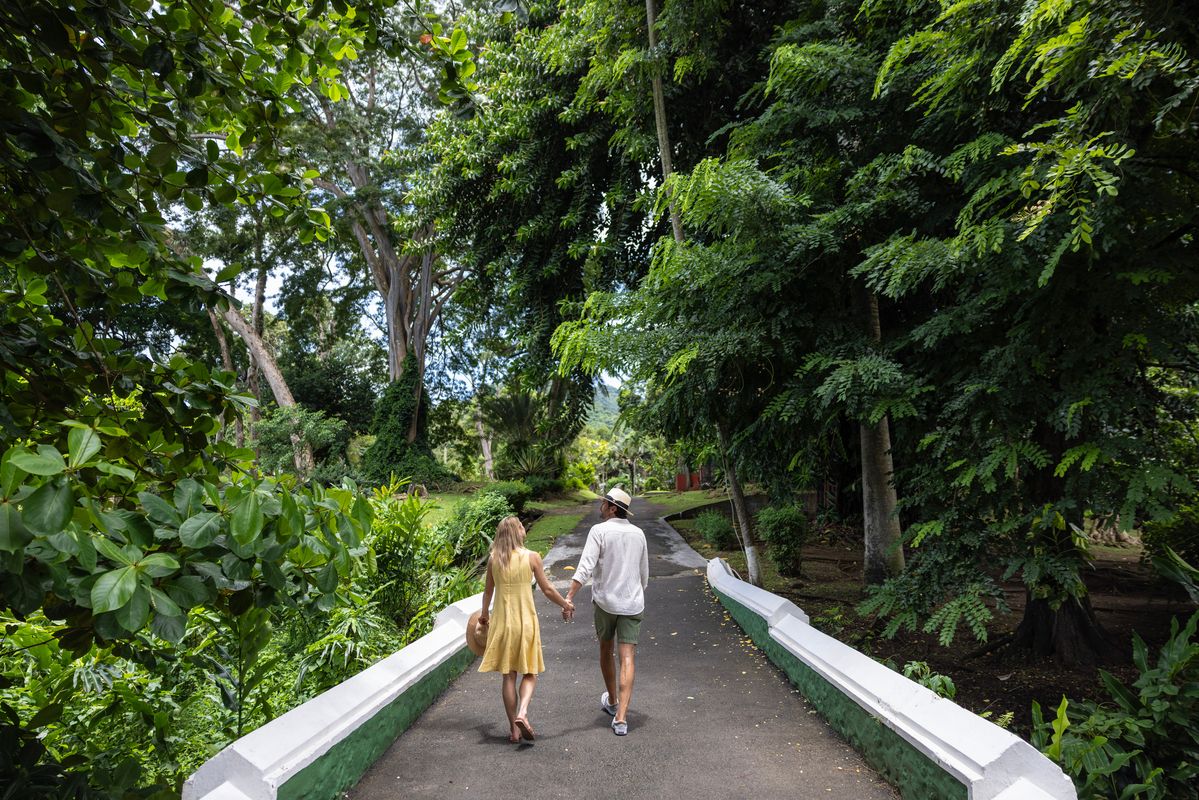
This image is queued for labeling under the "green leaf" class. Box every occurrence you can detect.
[139,492,181,526]
[91,566,139,614]
[10,446,67,476]
[174,478,205,516]
[67,427,101,468]
[0,504,32,552]
[1,450,21,496]
[151,612,187,644]
[94,536,135,565]
[148,586,182,618]
[230,491,263,546]
[95,462,136,480]
[139,552,180,578]
[164,575,211,608]
[22,479,75,535]
[179,511,222,547]
[115,585,150,631]
[27,703,64,729]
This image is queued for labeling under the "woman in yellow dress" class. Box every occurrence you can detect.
[478,516,574,742]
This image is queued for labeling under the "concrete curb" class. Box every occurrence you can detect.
[706,559,1077,800]
[182,593,483,800]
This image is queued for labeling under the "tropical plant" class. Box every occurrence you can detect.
[1031,613,1199,800]
[695,510,737,551]
[756,505,809,577]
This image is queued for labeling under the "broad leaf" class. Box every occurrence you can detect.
[0,504,32,552]
[139,552,180,578]
[67,427,101,468]
[230,491,263,546]
[179,511,223,548]
[91,566,139,614]
[22,479,75,536]
[10,445,67,476]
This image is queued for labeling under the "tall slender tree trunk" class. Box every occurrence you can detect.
[248,260,268,427]
[220,307,314,477]
[645,0,684,243]
[860,292,905,584]
[717,421,762,586]
[207,308,244,448]
[475,414,495,480]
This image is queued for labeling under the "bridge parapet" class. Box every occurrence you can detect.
[706,558,1076,800]
[183,593,482,800]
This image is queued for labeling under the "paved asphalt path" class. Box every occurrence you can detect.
[348,498,898,800]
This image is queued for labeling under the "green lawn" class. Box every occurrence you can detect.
[527,488,600,512]
[525,511,587,555]
[642,489,730,517]
[422,490,478,528]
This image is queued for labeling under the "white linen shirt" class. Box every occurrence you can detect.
[572,517,649,616]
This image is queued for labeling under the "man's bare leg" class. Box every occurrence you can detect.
[599,638,618,703]
[614,642,636,723]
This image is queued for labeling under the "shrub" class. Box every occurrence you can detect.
[253,404,349,475]
[756,504,809,576]
[641,476,663,492]
[1143,503,1199,565]
[485,480,532,514]
[564,460,596,491]
[1031,611,1199,800]
[900,661,956,699]
[435,491,515,568]
[525,475,565,499]
[369,480,484,639]
[696,510,737,549]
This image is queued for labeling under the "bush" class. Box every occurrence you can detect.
[369,479,484,639]
[525,475,565,499]
[435,491,515,568]
[1031,611,1199,800]
[756,504,809,576]
[253,404,349,475]
[485,480,532,514]
[641,476,663,492]
[696,510,737,549]
[564,460,596,491]
[1143,503,1199,565]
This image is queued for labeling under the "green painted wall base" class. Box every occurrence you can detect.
[278,646,476,800]
[713,588,967,800]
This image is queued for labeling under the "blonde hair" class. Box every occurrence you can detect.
[490,516,526,569]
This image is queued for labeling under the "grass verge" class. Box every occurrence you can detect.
[525,512,587,555]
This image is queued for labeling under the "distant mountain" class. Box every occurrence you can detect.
[587,384,621,434]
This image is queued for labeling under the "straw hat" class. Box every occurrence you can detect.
[465,610,490,657]
[604,487,634,517]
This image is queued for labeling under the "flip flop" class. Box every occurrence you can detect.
[514,716,535,741]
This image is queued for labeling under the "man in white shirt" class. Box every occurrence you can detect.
[564,487,648,736]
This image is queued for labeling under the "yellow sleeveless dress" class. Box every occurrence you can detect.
[478,548,545,675]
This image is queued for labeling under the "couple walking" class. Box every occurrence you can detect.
[470,488,648,742]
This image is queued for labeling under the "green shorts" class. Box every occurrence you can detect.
[593,603,642,645]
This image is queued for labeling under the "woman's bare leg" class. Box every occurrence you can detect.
[516,672,537,719]
[502,672,519,741]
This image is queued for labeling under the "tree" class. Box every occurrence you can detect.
[0,0,475,790]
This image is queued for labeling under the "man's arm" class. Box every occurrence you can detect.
[640,536,649,590]
[566,528,602,604]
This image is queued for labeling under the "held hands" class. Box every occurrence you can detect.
[561,598,575,622]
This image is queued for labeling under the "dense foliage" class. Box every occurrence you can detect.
[756,505,809,577]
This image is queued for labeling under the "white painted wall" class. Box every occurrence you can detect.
[706,558,1077,800]
[182,592,483,800]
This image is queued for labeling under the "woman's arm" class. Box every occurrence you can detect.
[480,559,495,624]
[529,552,573,611]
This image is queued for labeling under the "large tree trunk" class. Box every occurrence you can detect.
[645,0,684,243]
[207,308,244,448]
[220,307,314,477]
[860,292,905,584]
[860,417,905,583]
[1011,594,1115,666]
[1007,427,1114,666]
[717,421,762,586]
